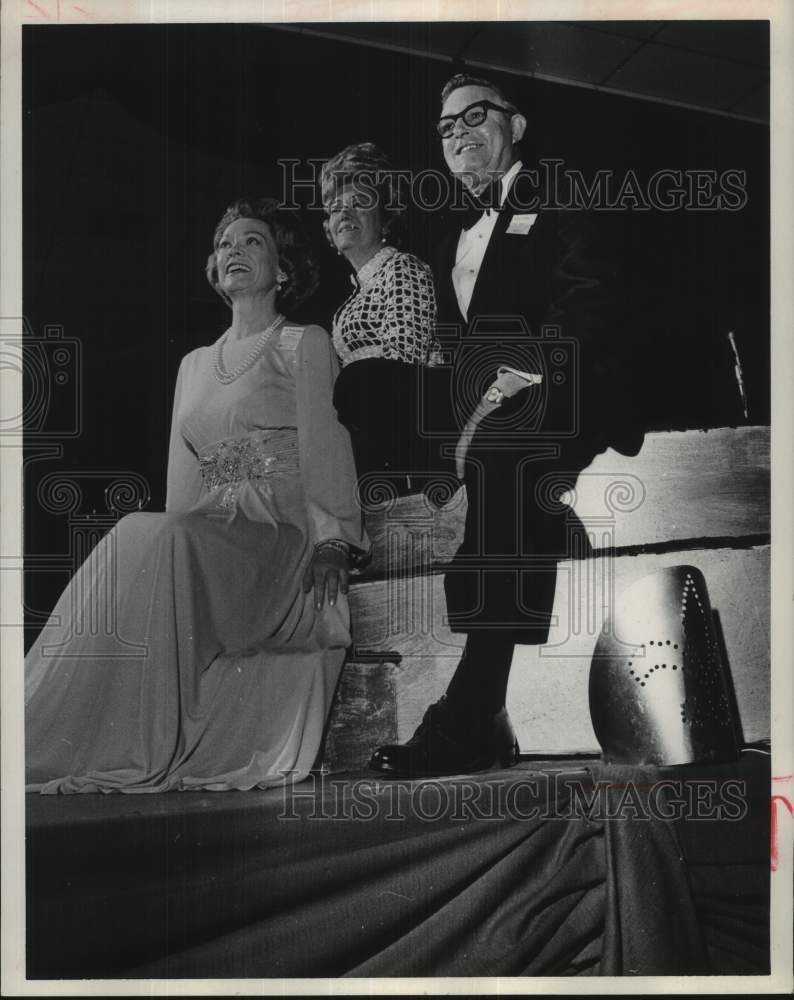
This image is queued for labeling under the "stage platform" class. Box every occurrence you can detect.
[26,751,770,979]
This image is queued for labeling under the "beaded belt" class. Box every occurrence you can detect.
[198,430,299,499]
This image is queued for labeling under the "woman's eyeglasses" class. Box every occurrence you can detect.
[436,100,514,139]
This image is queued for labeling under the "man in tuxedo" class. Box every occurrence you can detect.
[369,72,630,778]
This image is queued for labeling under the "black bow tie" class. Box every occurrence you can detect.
[457,177,503,231]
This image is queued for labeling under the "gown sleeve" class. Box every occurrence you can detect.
[295,326,370,558]
[165,356,205,513]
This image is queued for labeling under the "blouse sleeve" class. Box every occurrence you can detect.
[165,357,205,513]
[380,253,438,364]
[295,326,370,557]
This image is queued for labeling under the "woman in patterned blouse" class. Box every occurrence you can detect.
[321,143,440,498]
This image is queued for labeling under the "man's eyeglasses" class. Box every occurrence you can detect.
[436,100,514,139]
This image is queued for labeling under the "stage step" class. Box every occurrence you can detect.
[354,426,769,579]
[323,543,770,771]
[323,426,770,773]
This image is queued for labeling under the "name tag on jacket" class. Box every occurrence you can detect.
[506,213,538,236]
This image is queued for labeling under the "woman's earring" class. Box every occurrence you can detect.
[276,270,287,287]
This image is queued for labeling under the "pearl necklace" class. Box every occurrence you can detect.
[213,315,285,384]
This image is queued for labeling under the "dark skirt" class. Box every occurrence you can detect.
[333,358,448,500]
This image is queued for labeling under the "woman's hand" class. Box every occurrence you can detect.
[302,541,351,610]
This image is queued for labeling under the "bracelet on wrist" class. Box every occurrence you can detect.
[315,539,350,558]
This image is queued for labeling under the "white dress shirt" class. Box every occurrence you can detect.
[452,160,523,321]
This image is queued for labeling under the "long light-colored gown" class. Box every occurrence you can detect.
[25,324,368,793]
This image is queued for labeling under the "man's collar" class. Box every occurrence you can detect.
[463,160,522,208]
[498,160,523,206]
[455,160,525,232]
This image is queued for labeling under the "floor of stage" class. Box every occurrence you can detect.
[25,751,771,980]
[25,754,599,826]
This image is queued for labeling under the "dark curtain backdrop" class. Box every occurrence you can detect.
[22,22,769,641]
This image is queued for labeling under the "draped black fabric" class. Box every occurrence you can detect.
[26,753,769,979]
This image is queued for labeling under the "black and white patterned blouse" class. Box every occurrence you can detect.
[332,246,438,367]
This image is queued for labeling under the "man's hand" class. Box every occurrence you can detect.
[302,542,351,610]
[455,367,544,480]
[487,365,543,404]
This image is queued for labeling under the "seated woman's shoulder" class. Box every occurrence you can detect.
[296,323,331,340]
[179,343,211,369]
[283,323,333,357]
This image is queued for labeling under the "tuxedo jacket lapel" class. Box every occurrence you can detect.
[433,170,544,333]
[466,207,514,326]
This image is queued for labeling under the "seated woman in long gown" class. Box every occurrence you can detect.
[25,197,369,793]
[321,143,443,499]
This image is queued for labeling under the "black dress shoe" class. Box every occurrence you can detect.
[368,696,520,778]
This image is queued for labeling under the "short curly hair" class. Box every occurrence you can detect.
[206,197,319,312]
[320,143,404,245]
